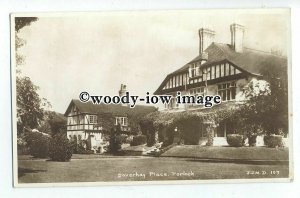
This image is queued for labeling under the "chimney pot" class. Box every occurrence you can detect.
[119,84,127,97]
[199,28,215,54]
[230,23,245,53]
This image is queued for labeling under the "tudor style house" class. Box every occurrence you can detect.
[154,23,287,144]
[64,85,157,151]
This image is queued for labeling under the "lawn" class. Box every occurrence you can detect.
[162,145,289,161]
[18,156,289,183]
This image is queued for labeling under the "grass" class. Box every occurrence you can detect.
[18,156,289,183]
[161,145,289,161]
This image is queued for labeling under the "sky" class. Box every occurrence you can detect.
[16,9,289,113]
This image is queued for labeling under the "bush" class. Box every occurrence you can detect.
[49,133,73,161]
[25,132,50,158]
[71,139,87,154]
[17,133,30,155]
[206,126,214,146]
[248,135,257,147]
[264,135,284,148]
[125,135,134,144]
[108,133,122,153]
[226,134,244,147]
[179,120,200,145]
[119,134,128,144]
[131,135,147,146]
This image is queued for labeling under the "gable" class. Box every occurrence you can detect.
[155,60,246,94]
[170,43,287,76]
[64,99,157,117]
[154,42,287,95]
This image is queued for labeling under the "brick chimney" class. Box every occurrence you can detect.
[119,84,127,97]
[199,28,215,54]
[230,23,245,53]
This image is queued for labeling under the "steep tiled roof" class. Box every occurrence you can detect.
[64,99,157,117]
[171,42,287,76]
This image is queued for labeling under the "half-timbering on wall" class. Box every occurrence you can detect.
[154,23,287,146]
[64,85,157,151]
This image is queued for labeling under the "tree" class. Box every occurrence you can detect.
[17,76,44,134]
[259,59,288,134]
[108,124,122,153]
[48,112,67,135]
[15,17,38,32]
[233,60,288,146]
[15,17,39,68]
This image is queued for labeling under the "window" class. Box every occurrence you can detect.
[206,67,211,80]
[190,87,205,96]
[196,62,201,76]
[115,117,128,126]
[217,82,236,101]
[189,87,205,106]
[89,115,97,124]
[73,107,78,114]
[191,64,197,77]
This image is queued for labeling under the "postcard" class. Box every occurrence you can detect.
[11,9,292,187]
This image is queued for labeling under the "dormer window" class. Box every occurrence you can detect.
[73,107,78,114]
[115,117,128,126]
[191,64,197,78]
[89,115,98,124]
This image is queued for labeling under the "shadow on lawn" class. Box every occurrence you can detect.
[186,158,289,165]
[18,167,47,178]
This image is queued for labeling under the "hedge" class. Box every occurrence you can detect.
[131,135,147,146]
[264,135,284,148]
[226,134,244,147]
[26,132,50,158]
[49,133,73,161]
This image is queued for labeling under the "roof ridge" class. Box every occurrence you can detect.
[244,47,286,58]
[213,42,286,58]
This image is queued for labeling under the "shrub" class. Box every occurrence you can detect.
[108,133,122,153]
[206,126,214,146]
[49,133,73,161]
[226,134,244,147]
[248,135,257,147]
[125,135,134,144]
[71,139,87,154]
[17,133,29,155]
[119,134,128,144]
[264,135,284,148]
[25,132,50,158]
[179,120,200,145]
[131,135,147,146]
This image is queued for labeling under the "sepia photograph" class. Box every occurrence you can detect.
[11,9,292,186]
